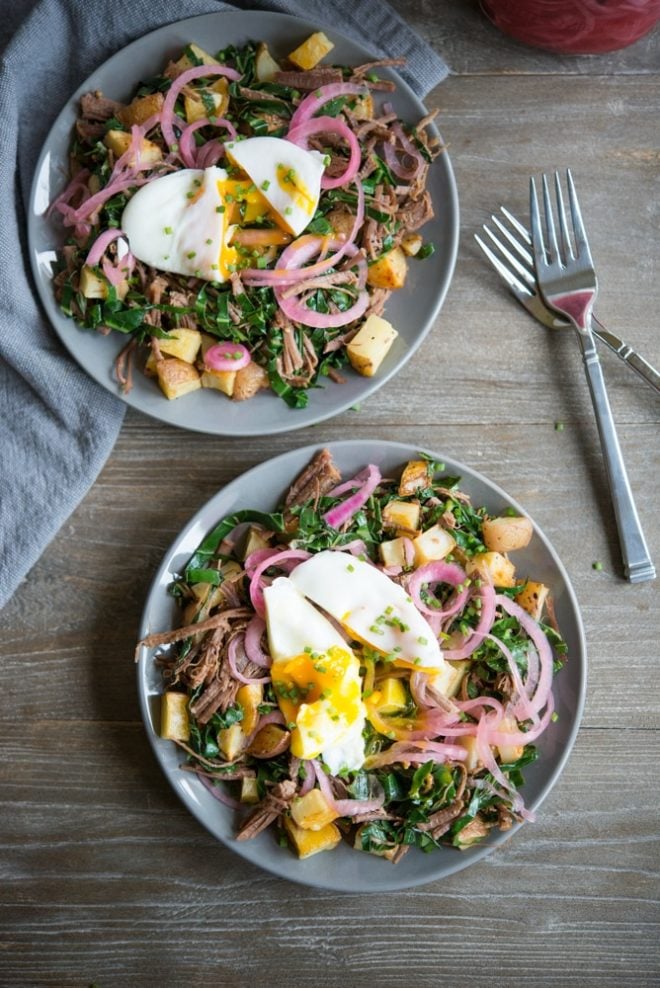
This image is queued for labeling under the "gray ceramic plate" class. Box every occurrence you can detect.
[28,11,459,436]
[136,440,586,892]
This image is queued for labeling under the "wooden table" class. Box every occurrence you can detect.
[2,2,659,985]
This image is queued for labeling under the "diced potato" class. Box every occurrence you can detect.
[239,526,271,561]
[457,734,480,773]
[159,328,202,363]
[218,723,247,762]
[144,351,158,377]
[496,715,524,764]
[482,515,533,553]
[117,92,165,127]
[429,659,470,700]
[232,362,269,401]
[465,551,516,588]
[174,43,219,71]
[104,129,163,165]
[399,460,431,496]
[247,724,290,759]
[382,500,420,534]
[413,524,456,567]
[454,815,490,849]
[160,692,190,742]
[288,31,335,71]
[236,683,263,736]
[290,789,339,831]
[367,247,408,290]
[516,580,550,621]
[378,537,410,570]
[240,777,260,804]
[351,91,374,121]
[255,42,282,82]
[326,207,356,240]
[372,677,407,714]
[400,232,423,257]
[346,314,398,378]
[184,79,229,123]
[79,265,128,302]
[156,358,202,400]
[283,816,342,859]
[201,369,236,396]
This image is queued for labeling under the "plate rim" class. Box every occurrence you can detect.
[27,10,460,437]
[136,438,587,892]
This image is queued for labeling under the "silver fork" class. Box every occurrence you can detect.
[530,170,655,583]
[475,209,660,395]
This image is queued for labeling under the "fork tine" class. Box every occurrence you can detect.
[566,168,593,262]
[491,215,534,269]
[554,171,574,261]
[474,233,532,297]
[542,173,560,262]
[481,223,535,287]
[500,206,532,245]
[529,177,547,269]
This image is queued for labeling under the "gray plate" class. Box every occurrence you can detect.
[28,11,459,436]
[136,440,586,892]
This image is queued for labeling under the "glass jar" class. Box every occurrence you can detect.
[480,0,660,54]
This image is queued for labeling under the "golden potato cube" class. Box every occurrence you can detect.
[184,79,229,123]
[232,362,269,401]
[117,92,164,127]
[239,526,271,561]
[378,537,410,569]
[255,42,282,82]
[288,31,335,71]
[201,369,236,397]
[79,265,107,299]
[156,358,202,400]
[144,351,158,377]
[290,789,339,831]
[413,524,456,567]
[496,716,524,764]
[401,232,423,257]
[382,499,420,533]
[158,328,201,363]
[174,43,219,71]
[516,580,550,621]
[374,677,407,714]
[240,777,260,804]
[399,460,431,496]
[482,515,533,553]
[218,723,247,762]
[104,129,163,165]
[367,247,408,290]
[351,91,374,121]
[283,816,342,858]
[160,692,190,742]
[429,659,470,700]
[347,314,398,377]
[466,551,516,588]
[236,682,263,737]
[79,265,127,301]
[457,734,480,772]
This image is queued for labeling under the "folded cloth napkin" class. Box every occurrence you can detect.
[0,0,448,610]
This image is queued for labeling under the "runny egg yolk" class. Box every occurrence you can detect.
[271,646,362,760]
[276,164,316,219]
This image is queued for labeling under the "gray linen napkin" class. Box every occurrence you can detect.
[0,0,448,610]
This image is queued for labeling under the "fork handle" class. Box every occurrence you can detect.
[592,317,660,394]
[577,333,656,583]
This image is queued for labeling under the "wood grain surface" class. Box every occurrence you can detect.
[2,2,659,986]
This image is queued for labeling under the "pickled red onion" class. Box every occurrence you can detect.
[495,594,554,719]
[274,241,369,329]
[178,117,238,168]
[160,64,241,150]
[249,548,311,617]
[323,464,381,529]
[227,634,270,686]
[312,760,384,817]
[443,579,497,660]
[289,82,367,130]
[287,115,361,189]
[85,228,126,268]
[244,615,271,669]
[408,561,470,620]
[205,342,251,372]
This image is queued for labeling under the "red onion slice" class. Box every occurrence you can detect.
[408,561,469,620]
[274,243,369,329]
[289,82,367,130]
[495,594,554,719]
[227,635,271,686]
[160,64,241,150]
[443,580,497,660]
[312,760,384,817]
[323,463,381,529]
[249,549,311,617]
[287,115,361,189]
[205,342,251,372]
[244,616,271,669]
